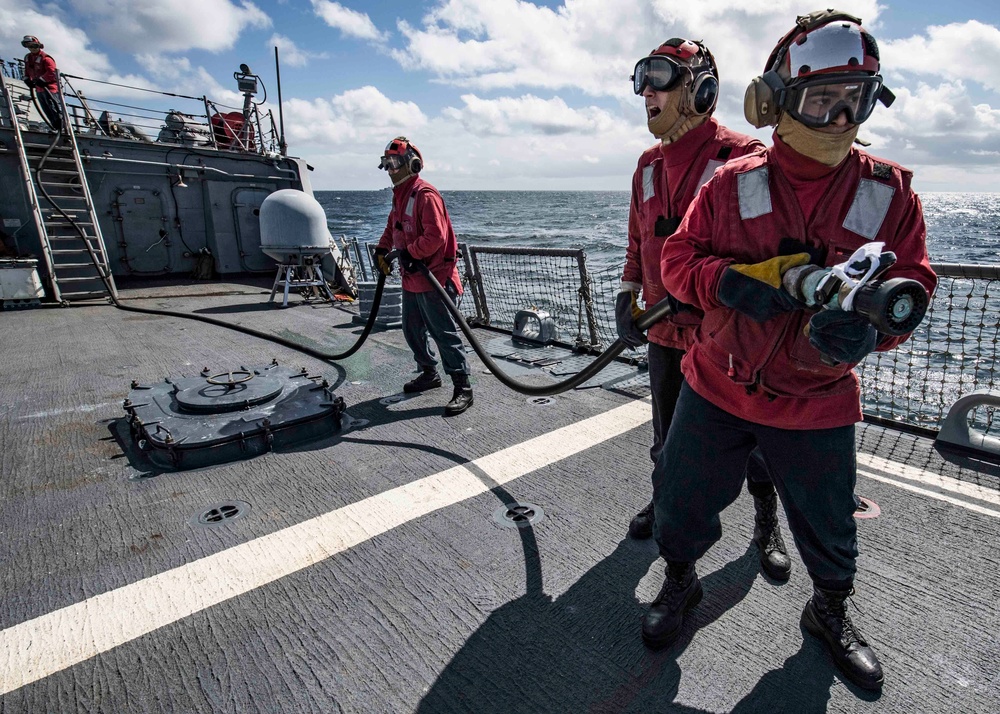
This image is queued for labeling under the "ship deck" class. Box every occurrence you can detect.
[2,278,998,713]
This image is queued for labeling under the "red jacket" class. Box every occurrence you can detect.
[24,51,59,93]
[661,137,937,429]
[377,176,463,294]
[622,118,764,349]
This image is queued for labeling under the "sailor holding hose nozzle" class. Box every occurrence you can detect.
[641,10,937,692]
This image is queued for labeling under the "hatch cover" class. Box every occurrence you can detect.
[123,362,345,470]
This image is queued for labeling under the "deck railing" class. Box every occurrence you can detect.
[1,57,281,155]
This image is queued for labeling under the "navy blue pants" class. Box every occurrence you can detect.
[648,343,774,493]
[653,381,858,589]
[401,282,470,377]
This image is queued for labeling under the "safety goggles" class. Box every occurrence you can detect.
[631,56,683,95]
[778,74,886,128]
[378,154,404,171]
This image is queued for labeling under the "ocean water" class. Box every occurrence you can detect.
[317,190,1000,269]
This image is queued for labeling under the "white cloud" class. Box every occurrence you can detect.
[883,21,1000,94]
[443,93,622,136]
[68,0,271,53]
[862,81,1000,167]
[283,86,427,148]
[268,33,328,68]
[0,0,113,78]
[311,1,387,42]
[389,0,885,99]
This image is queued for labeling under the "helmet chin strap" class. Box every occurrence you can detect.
[776,113,859,166]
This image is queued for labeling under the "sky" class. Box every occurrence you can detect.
[1,0,998,192]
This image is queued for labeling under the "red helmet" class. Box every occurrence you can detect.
[378,136,423,173]
[759,12,894,127]
[21,35,43,49]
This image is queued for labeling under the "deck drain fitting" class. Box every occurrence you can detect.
[193,500,251,528]
[854,496,881,520]
[380,395,408,405]
[526,396,554,406]
[493,502,545,528]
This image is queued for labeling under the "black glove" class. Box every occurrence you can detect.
[615,291,647,349]
[373,247,393,277]
[24,78,35,88]
[717,253,810,322]
[398,248,421,273]
[808,309,878,364]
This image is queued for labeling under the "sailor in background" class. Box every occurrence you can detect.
[374,137,474,416]
[21,35,62,131]
[618,38,792,581]
[644,10,936,691]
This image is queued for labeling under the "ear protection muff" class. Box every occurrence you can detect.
[689,40,719,116]
[743,70,785,128]
[691,73,719,115]
[407,146,423,174]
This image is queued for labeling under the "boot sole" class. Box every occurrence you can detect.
[801,604,884,691]
[641,580,703,650]
[403,381,442,394]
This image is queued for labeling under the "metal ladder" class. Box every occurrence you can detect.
[1,74,116,302]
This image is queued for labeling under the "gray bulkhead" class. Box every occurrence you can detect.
[0,125,313,278]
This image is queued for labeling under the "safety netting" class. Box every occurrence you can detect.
[857,264,1000,435]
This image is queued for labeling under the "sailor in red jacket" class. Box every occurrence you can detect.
[374,137,473,416]
[618,38,792,581]
[21,35,62,131]
[642,11,937,691]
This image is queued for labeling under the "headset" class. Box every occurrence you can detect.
[687,40,720,116]
[743,9,865,128]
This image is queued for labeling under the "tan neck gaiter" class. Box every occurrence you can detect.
[390,166,414,187]
[775,114,859,167]
[647,87,708,144]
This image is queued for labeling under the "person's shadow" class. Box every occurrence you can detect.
[416,528,761,714]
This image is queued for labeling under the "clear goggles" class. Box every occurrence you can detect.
[779,74,884,128]
[632,56,683,95]
[378,154,405,171]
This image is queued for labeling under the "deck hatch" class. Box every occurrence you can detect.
[123,362,345,470]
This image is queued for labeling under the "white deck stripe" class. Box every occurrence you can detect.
[859,468,1000,519]
[857,452,1000,507]
[0,399,653,695]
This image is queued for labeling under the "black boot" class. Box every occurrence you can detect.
[444,374,473,416]
[801,586,884,690]
[752,490,792,581]
[404,367,442,393]
[628,501,654,539]
[641,561,702,649]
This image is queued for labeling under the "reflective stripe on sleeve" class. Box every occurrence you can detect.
[737,166,772,220]
[843,179,895,240]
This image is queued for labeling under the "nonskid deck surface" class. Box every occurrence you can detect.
[1,280,997,713]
